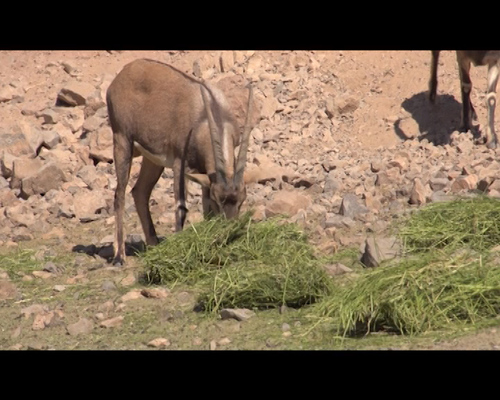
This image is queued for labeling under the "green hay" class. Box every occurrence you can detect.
[315,196,500,336]
[140,211,334,312]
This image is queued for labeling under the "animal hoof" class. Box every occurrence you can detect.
[487,141,498,150]
[112,257,124,267]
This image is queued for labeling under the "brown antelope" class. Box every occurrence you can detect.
[106,58,255,265]
[428,50,500,148]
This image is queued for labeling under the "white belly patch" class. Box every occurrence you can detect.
[134,142,174,168]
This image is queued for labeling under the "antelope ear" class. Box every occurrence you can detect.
[186,173,211,188]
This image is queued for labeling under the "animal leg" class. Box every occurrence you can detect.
[131,157,164,246]
[429,50,440,103]
[485,62,499,149]
[173,157,188,232]
[113,134,133,266]
[457,51,476,133]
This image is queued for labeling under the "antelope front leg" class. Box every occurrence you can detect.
[173,157,188,232]
[132,156,164,246]
[485,62,499,149]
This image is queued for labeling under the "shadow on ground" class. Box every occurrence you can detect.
[71,241,146,263]
[394,91,480,146]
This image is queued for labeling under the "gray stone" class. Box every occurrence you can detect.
[360,236,401,268]
[339,194,368,219]
[220,308,256,322]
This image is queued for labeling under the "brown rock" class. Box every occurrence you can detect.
[57,81,96,106]
[120,289,143,302]
[147,338,171,348]
[72,188,109,221]
[21,304,49,318]
[11,158,44,189]
[265,190,312,217]
[21,162,67,198]
[67,318,94,336]
[0,280,18,300]
[451,174,479,192]
[216,75,261,130]
[32,311,55,331]
[409,178,428,205]
[100,316,124,328]
[0,134,34,159]
[88,126,113,163]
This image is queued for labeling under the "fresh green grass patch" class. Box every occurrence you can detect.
[140,211,334,312]
[0,249,42,280]
[314,196,500,337]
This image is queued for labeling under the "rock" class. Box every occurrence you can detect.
[120,289,143,302]
[218,337,232,346]
[0,133,34,158]
[120,273,136,287]
[42,131,61,149]
[147,338,171,348]
[141,287,170,299]
[41,109,60,124]
[323,263,353,277]
[82,115,105,133]
[57,81,96,106]
[53,285,66,292]
[323,175,343,195]
[72,189,109,222]
[88,126,113,163]
[21,304,49,318]
[100,316,124,328]
[66,318,94,336]
[409,177,428,205]
[220,308,256,322]
[4,204,37,227]
[0,84,22,103]
[265,190,312,217]
[339,194,368,219]
[0,280,18,300]
[21,162,67,198]
[11,158,44,189]
[32,271,53,279]
[429,177,449,192]
[451,174,478,192]
[360,236,402,268]
[215,74,261,130]
[32,311,55,330]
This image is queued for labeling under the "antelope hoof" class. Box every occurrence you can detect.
[112,256,125,267]
[487,140,498,150]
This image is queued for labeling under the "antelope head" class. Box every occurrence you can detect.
[187,84,254,219]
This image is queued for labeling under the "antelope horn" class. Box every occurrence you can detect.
[234,85,254,185]
[200,85,227,185]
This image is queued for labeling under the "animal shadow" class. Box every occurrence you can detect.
[72,239,148,263]
[394,91,479,146]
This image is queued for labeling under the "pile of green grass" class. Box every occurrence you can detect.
[141,212,334,312]
[315,196,500,336]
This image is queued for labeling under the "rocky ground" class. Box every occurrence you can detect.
[1,50,500,350]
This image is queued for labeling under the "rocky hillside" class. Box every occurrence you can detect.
[0,50,498,257]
